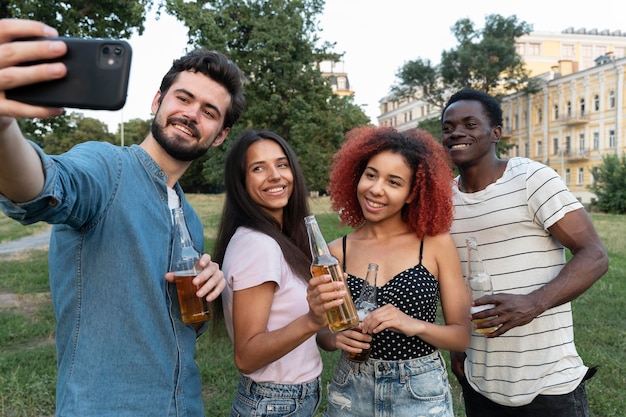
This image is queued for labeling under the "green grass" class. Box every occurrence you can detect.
[0,195,624,416]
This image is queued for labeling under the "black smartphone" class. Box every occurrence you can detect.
[6,37,132,111]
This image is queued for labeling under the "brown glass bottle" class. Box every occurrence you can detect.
[305,215,359,333]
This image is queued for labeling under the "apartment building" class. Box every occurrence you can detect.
[377,27,626,203]
[319,60,354,97]
[501,56,625,204]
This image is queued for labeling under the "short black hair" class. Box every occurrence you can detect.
[442,88,503,127]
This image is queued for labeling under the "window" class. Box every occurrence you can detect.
[579,134,586,156]
[566,101,572,116]
[577,167,584,185]
[514,114,519,129]
[537,140,543,155]
[524,141,529,157]
[580,98,585,116]
[528,43,540,55]
[609,91,616,109]
[562,44,575,58]
[553,137,559,155]
[553,104,559,120]
[565,136,571,154]
[609,129,616,148]
[565,168,571,185]
[593,131,600,150]
[337,76,347,90]
[594,94,600,111]
[537,107,543,124]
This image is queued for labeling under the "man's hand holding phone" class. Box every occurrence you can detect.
[1,18,132,119]
[0,19,68,119]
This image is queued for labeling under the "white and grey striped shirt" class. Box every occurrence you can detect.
[451,157,587,407]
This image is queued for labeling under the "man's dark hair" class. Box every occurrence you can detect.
[159,49,246,129]
[442,88,503,127]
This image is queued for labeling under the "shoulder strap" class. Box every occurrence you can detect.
[342,235,347,272]
[418,239,424,265]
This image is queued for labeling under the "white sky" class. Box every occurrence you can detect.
[83,0,626,132]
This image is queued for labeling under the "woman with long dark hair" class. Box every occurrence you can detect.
[213,129,333,416]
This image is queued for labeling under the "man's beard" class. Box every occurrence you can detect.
[151,116,213,162]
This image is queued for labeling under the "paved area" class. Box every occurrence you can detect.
[0,229,51,257]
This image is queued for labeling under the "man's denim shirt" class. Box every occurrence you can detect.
[0,142,206,416]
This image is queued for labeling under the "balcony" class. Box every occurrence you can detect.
[569,148,590,160]
[561,111,589,125]
[558,148,590,160]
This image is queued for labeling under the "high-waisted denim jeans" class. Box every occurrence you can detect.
[324,351,454,417]
[230,374,321,417]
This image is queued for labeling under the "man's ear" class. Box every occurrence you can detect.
[492,125,502,143]
[212,127,230,147]
[151,91,162,115]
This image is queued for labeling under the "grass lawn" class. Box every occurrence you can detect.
[0,194,624,416]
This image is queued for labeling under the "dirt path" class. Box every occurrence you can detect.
[0,230,52,314]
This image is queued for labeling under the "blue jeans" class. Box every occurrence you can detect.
[324,351,454,417]
[230,375,321,417]
[458,371,593,417]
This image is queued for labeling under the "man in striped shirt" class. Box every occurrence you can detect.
[441,88,608,417]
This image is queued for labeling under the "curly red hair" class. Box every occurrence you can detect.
[328,126,454,238]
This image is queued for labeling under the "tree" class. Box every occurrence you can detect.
[589,153,626,214]
[1,0,154,38]
[166,0,370,192]
[394,14,538,109]
[43,113,116,154]
[119,118,152,146]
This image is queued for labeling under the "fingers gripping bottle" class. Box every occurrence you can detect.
[345,263,378,362]
[304,215,359,333]
[465,237,497,335]
[170,207,211,324]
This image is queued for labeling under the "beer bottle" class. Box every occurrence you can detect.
[345,263,378,362]
[304,215,359,333]
[465,237,497,335]
[170,207,211,324]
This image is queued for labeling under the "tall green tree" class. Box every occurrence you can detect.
[1,0,153,38]
[43,113,116,154]
[166,0,370,192]
[589,153,626,214]
[394,14,538,109]
[118,118,152,146]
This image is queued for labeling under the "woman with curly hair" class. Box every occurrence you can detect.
[314,126,471,417]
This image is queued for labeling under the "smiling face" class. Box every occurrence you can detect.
[356,150,414,223]
[441,99,500,168]
[150,71,231,161]
[245,139,294,225]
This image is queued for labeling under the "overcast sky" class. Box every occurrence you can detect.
[82,0,626,132]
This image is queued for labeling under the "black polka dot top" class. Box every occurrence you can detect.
[342,236,439,360]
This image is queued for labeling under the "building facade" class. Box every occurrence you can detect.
[501,56,625,204]
[377,27,626,203]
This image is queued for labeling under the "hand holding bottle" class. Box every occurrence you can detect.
[466,237,499,335]
[169,208,213,324]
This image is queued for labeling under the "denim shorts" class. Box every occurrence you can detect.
[230,374,321,417]
[324,351,454,417]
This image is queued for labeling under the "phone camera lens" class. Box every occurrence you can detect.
[114,47,123,55]
[103,46,111,55]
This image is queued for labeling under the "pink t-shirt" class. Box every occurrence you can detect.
[221,227,322,384]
